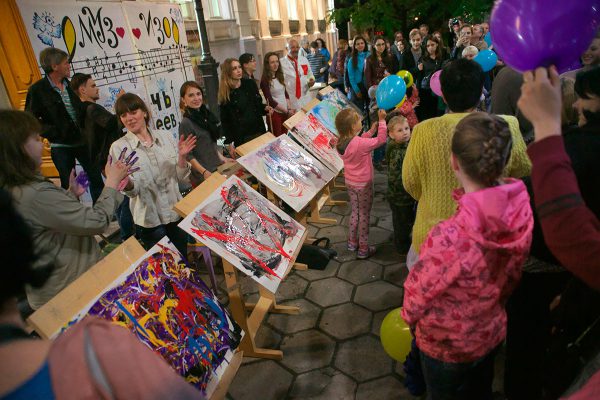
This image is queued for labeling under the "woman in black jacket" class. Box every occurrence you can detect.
[416,36,446,121]
[218,58,273,146]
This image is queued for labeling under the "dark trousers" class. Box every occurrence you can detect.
[389,201,416,253]
[116,197,134,242]
[504,270,570,400]
[420,347,499,400]
[51,145,104,202]
[135,221,188,260]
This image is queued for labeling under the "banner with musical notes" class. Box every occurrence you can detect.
[17,0,194,139]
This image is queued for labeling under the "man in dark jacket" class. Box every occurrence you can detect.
[25,48,103,201]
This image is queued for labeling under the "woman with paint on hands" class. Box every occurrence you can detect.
[0,188,200,400]
[179,81,233,187]
[109,93,195,257]
[260,52,293,137]
[0,110,136,310]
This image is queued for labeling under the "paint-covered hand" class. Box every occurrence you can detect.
[68,169,86,198]
[105,151,139,190]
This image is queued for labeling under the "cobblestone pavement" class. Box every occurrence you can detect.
[192,171,505,399]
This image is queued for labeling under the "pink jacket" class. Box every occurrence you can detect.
[402,179,533,363]
[339,120,387,185]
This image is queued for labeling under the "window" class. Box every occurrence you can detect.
[199,0,233,19]
[267,0,280,20]
[304,0,313,19]
[248,0,258,19]
[317,0,324,19]
[287,0,298,20]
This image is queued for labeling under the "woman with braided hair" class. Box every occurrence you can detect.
[402,112,534,399]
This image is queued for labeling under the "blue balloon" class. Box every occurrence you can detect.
[474,49,498,72]
[376,75,407,110]
[484,32,492,47]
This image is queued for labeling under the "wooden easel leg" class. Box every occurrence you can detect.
[324,182,347,206]
[306,194,337,225]
[222,260,283,360]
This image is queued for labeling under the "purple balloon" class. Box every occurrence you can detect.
[491,0,600,73]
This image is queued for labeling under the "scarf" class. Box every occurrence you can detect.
[184,105,222,142]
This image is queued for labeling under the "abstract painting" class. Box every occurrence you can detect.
[60,238,243,398]
[308,89,364,136]
[178,176,306,293]
[237,136,336,212]
[289,113,343,174]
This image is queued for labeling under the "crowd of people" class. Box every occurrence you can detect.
[0,14,599,400]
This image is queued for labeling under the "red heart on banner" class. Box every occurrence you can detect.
[132,28,141,39]
[116,27,125,38]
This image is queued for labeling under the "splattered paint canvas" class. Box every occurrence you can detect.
[58,237,243,398]
[178,176,305,293]
[289,113,343,174]
[308,89,364,136]
[237,136,336,212]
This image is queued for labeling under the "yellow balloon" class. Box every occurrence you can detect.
[396,70,414,88]
[163,17,171,38]
[395,96,407,108]
[62,16,76,60]
[380,307,412,362]
[172,19,180,45]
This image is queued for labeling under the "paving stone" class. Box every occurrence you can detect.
[354,281,404,311]
[371,202,392,217]
[331,242,359,262]
[395,361,405,378]
[319,303,372,340]
[370,242,406,265]
[356,375,412,399]
[337,260,382,285]
[373,173,387,185]
[228,360,293,400]
[239,275,259,295]
[330,190,349,202]
[316,224,348,244]
[253,324,283,349]
[307,224,319,238]
[341,214,378,227]
[335,335,394,382]
[275,273,309,302]
[296,260,340,281]
[377,214,394,231]
[331,203,351,216]
[267,299,321,334]
[306,277,353,307]
[303,371,357,400]
[383,262,409,288]
[280,329,336,373]
[371,308,397,337]
[369,226,395,245]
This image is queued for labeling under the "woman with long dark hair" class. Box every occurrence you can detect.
[417,36,446,121]
[345,35,370,110]
[0,110,132,309]
[365,35,400,91]
[179,81,233,186]
[219,58,272,146]
[260,52,292,137]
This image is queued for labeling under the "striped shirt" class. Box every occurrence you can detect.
[48,77,78,148]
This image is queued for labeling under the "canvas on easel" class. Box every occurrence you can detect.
[33,237,243,399]
[306,88,364,136]
[286,111,343,174]
[178,175,306,294]
[236,135,336,213]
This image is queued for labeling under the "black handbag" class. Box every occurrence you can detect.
[296,237,338,270]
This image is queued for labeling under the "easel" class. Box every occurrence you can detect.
[174,173,308,360]
[235,133,340,226]
[27,237,243,399]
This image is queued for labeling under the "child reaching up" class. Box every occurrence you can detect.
[385,116,416,254]
[336,107,387,259]
[401,112,533,399]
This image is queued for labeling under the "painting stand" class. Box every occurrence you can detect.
[174,172,307,360]
[209,350,243,400]
[235,132,338,227]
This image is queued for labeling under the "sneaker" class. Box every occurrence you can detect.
[347,242,358,251]
[357,245,376,259]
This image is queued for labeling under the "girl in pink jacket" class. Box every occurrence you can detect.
[402,112,533,399]
[335,108,387,259]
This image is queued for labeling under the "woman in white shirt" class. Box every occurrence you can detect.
[260,52,293,137]
[109,93,196,257]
